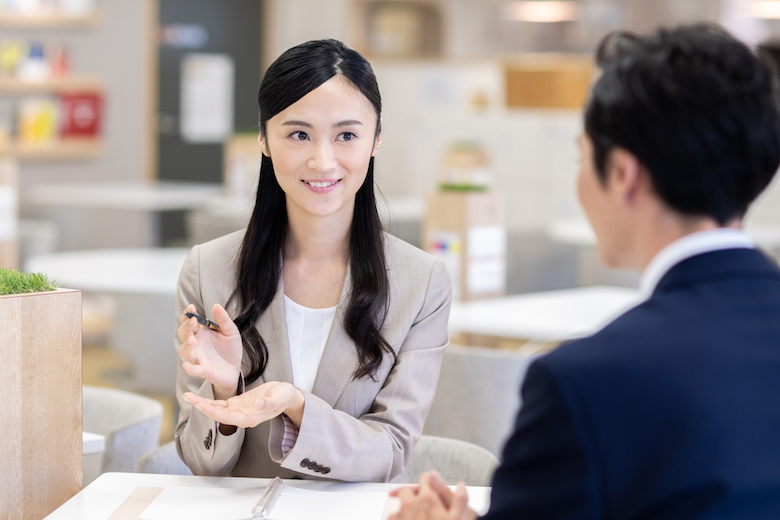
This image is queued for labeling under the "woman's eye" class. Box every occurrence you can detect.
[338,132,356,142]
[290,131,309,141]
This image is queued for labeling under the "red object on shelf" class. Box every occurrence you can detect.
[59,92,102,137]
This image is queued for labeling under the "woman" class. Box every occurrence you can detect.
[173,39,451,483]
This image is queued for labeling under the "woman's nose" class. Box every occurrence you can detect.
[307,142,337,172]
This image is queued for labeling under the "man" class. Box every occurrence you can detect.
[391,24,780,519]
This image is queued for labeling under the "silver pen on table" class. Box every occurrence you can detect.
[252,476,284,520]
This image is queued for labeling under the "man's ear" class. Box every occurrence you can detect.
[606,147,644,206]
[258,134,269,157]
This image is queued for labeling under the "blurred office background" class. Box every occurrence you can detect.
[3,0,780,472]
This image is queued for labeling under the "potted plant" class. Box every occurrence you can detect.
[0,268,82,520]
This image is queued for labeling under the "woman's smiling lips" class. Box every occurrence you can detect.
[302,179,341,193]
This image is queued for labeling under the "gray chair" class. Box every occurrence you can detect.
[138,440,192,475]
[82,385,164,486]
[408,435,499,486]
[424,344,535,456]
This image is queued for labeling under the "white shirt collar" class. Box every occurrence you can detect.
[639,228,754,298]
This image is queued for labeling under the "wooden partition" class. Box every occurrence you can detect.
[0,289,82,520]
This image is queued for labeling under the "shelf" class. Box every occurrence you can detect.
[0,75,103,94]
[0,11,100,29]
[3,138,102,160]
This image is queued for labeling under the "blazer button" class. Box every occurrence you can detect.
[308,461,318,470]
[321,467,331,475]
[314,465,323,473]
[300,458,310,468]
[204,429,213,450]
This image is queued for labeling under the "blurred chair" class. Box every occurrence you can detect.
[408,435,499,486]
[138,440,192,475]
[424,344,535,457]
[82,385,163,486]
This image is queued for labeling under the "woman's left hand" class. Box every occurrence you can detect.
[183,381,305,429]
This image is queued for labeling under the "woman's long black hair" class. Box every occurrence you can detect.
[227,39,392,384]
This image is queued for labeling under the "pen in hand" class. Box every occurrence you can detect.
[185,311,221,332]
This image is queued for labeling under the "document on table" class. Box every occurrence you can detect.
[139,485,389,520]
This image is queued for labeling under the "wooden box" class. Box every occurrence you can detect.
[423,191,506,301]
[0,288,82,520]
[505,56,594,109]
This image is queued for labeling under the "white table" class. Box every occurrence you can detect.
[24,180,223,247]
[44,472,492,520]
[82,432,105,455]
[449,285,643,345]
[27,248,190,393]
[25,181,223,212]
[26,248,190,296]
[547,216,780,251]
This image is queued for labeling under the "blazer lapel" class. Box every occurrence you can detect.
[252,280,294,386]
[310,264,360,407]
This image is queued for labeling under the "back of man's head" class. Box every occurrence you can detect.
[585,24,780,225]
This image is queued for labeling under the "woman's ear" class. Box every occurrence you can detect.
[371,120,383,157]
[258,133,269,157]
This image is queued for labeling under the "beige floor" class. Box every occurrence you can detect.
[83,343,177,444]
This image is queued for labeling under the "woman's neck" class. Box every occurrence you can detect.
[284,204,351,265]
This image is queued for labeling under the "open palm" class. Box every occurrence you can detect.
[184,381,299,428]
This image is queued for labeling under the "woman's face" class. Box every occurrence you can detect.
[260,75,381,221]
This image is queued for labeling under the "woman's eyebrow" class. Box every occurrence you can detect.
[281,120,312,128]
[335,119,363,127]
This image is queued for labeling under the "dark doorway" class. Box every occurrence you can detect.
[157,0,262,244]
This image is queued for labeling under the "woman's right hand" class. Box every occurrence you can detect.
[177,303,243,400]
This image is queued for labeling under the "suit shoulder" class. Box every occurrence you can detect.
[383,232,439,271]
[183,229,245,279]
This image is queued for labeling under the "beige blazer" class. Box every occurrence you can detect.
[174,230,451,483]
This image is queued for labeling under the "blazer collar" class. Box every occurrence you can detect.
[255,279,294,385]
[257,266,359,408]
[654,248,780,296]
[310,263,360,407]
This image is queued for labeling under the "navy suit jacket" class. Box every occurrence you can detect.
[484,248,780,519]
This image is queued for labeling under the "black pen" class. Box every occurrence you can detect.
[185,311,221,332]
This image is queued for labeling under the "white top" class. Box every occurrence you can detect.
[639,228,754,298]
[283,295,338,392]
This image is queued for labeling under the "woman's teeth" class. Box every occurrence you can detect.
[304,180,338,188]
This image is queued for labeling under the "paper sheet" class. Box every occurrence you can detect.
[179,53,234,143]
[139,485,388,520]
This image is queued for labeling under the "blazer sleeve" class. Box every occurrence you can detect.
[268,259,452,482]
[173,245,245,476]
[482,360,597,520]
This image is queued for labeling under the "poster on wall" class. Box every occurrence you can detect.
[179,53,234,143]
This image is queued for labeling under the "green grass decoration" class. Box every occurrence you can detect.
[0,268,59,295]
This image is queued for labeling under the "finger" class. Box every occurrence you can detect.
[428,471,455,508]
[177,324,192,344]
[212,304,240,335]
[450,483,469,517]
[395,486,420,502]
[388,485,419,498]
[180,304,196,324]
[183,392,206,406]
[182,361,207,379]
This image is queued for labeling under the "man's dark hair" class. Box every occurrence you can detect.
[585,24,780,225]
